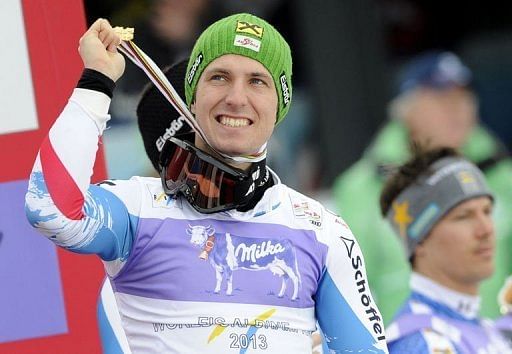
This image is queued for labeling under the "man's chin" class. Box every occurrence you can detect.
[218,149,252,157]
[477,264,495,282]
[213,144,258,157]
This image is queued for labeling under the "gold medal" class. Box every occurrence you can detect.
[113,26,134,41]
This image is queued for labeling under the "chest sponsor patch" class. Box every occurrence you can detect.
[146,184,181,209]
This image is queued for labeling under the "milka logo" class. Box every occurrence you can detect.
[280,73,290,105]
[234,35,261,52]
[235,240,285,263]
[186,225,301,299]
[187,53,203,84]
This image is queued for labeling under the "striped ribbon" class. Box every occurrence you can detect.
[117,40,266,163]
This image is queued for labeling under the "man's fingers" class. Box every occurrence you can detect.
[88,18,108,35]
[98,25,112,43]
[77,17,126,81]
[91,18,113,42]
[104,31,121,52]
[107,31,121,46]
[107,43,118,53]
[98,29,108,43]
[88,18,120,52]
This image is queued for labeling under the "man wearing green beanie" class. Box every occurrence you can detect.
[183,13,293,165]
[25,14,388,353]
[186,13,292,125]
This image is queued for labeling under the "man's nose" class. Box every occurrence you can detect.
[224,80,248,107]
[475,213,494,239]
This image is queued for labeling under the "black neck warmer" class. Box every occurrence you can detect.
[235,159,274,212]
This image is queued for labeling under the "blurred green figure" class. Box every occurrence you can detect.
[332,51,512,323]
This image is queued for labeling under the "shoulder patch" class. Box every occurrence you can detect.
[289,194,323,228]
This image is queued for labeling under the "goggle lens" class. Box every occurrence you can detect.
[160,138,248,213]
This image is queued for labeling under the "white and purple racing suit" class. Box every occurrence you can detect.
[386,273,511,353]
[25,88,388,353]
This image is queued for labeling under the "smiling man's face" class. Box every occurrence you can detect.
[191,54,278,158]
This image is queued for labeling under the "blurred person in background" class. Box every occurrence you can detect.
[381,147,511,352]
[110,0,209,122]
[332,50,512,323]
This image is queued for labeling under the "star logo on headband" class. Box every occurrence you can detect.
[392,201,413,238]
[457,171,475,184]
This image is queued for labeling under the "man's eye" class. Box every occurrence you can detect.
[454,213,469,220]
[250,78,266,86]
[211,75,226,81]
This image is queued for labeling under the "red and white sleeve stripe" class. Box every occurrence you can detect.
[38,88,111,219]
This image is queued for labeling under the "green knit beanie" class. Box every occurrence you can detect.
[185,13,293,125]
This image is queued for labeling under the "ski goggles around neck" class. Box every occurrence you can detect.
[159,137,250,213]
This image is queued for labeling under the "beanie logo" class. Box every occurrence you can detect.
[236,21,264,38]
[187,53,203,85]
[234,35,261,52]
[280,73,290,105]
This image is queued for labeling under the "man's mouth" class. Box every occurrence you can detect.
[475,245,494,258]
[216,115,251,127]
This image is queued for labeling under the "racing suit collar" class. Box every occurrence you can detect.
[410,272,481,319]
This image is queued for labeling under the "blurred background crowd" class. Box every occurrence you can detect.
[84,0,512,324]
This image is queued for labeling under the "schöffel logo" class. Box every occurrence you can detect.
[187,53,203,85]
[339,235,386,342]
[280,73,290,105]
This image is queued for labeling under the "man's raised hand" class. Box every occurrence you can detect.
[78,18,125,82]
